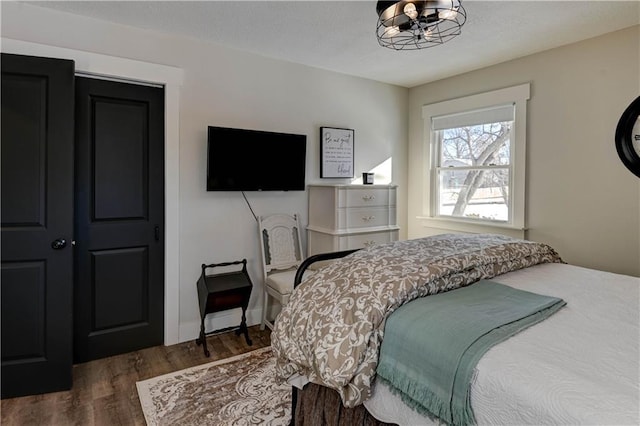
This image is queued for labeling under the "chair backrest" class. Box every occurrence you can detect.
[258,213,304,276]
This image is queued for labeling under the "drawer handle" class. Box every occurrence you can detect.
[362,215,376,222]
[362,195,376,201]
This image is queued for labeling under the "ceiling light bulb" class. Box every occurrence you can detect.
[386,25,400,37]
[439,9,458,20]
[404,3,418,20]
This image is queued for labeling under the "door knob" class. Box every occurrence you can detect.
[51,238,67,250]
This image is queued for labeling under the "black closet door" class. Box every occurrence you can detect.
[74,77,165,363]
[1,53,75,398]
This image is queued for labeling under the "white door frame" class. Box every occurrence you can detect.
[2,38,183,345]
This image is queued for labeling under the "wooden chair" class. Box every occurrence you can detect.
[258,213,311,330]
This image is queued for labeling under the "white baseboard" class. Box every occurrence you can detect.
[177,307,263,343]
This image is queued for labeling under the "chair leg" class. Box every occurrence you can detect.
[260,287,268,331]
[265,291,286,331]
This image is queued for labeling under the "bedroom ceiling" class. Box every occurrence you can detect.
[25,1,640,88]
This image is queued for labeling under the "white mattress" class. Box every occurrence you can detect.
[363,263,640,425]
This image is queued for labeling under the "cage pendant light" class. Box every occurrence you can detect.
[376,0,467,50]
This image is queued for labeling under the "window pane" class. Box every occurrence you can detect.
[440,122,511,167]
[438,168,509,221]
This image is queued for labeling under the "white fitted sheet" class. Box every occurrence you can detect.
[363,263,640,425]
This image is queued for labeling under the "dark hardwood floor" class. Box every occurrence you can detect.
[1,326,271,425]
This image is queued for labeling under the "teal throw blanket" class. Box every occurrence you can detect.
[376,280,566,426]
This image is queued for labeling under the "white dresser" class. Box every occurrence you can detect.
[307,184,399,255]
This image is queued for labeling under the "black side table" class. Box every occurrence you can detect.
[195,259,253,357]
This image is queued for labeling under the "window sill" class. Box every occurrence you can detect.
[417,216,527,234]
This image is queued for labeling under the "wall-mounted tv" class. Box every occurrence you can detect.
[207,126,306,191]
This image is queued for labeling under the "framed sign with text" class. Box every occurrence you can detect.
[320,127,354,178]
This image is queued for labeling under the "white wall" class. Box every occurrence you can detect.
[1,2,409,342]
[408,26,640,277]
[4,2,637,347]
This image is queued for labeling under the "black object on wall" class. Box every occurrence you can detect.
[206,126,306,191]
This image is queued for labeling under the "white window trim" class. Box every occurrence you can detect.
[420,83,530,232]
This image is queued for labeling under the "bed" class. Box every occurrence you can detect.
[271,234,640,425]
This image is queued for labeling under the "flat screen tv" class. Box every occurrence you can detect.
[207,126,307,191]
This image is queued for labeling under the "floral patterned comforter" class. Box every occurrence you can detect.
[271,234,563,407]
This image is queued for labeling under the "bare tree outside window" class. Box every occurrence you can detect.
[437,121,512,221]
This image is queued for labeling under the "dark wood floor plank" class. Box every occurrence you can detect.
[1,326,271,425]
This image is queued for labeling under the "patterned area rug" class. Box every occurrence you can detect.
[136,347,291,425]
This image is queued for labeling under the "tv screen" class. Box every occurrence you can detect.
[207,126,306,191]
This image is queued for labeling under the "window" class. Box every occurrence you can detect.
[433,105,514,222]
[422,84,530,230]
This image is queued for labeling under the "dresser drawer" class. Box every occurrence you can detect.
[339,187,396,208]
[307,229,399,255]
[346,230,397,249]
[340,207,392,229]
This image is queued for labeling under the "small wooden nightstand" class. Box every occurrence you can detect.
[195,259,253,357]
